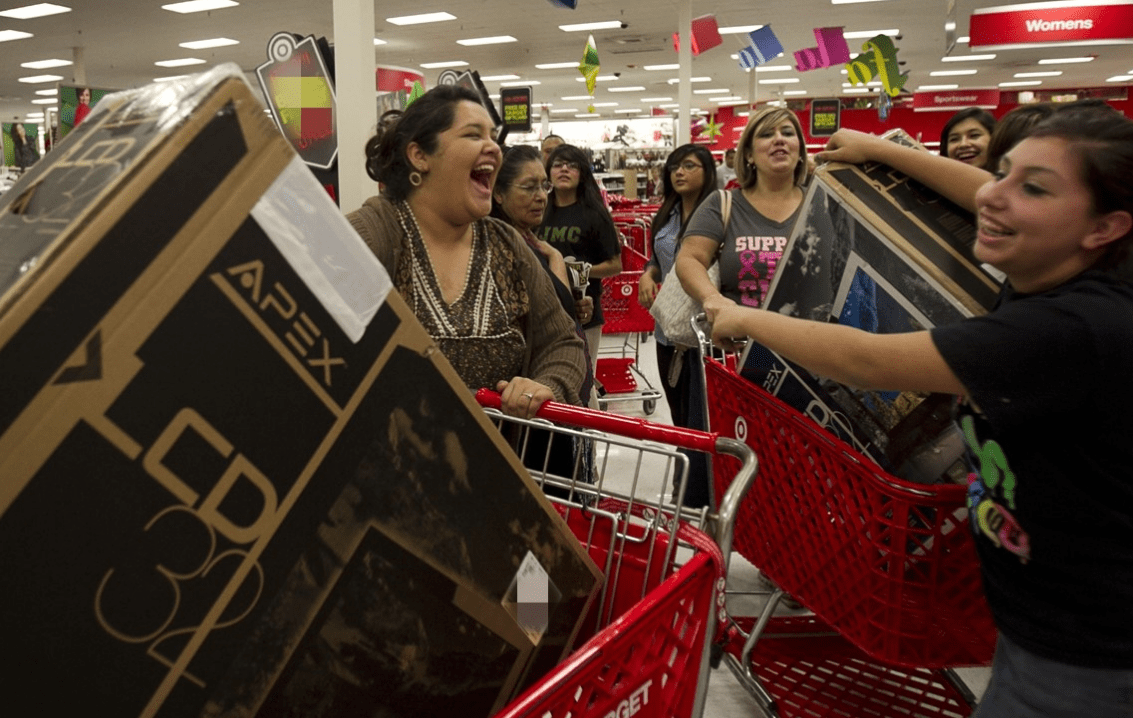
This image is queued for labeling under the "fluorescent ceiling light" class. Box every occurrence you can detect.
[535,62,578,69]
[154,75,191,82]
[26,112,45,118]
[155,58,206,67]
[783,90,808,95]
[999,80,1042,86]
[659,103,680,108]
[644,64,679,71]
[561,95,593,100]
[1038,56,1094,64]
[0,3,70,19]
[550,108,578,113]
[710,96,743,102]
[18,74,63,83]
[1015,71,1062,77]
[500,80,538,87]
[615,109,642,114]
[756,65,792,72]
[941,53,996,62]
[0,30,33,42]
[1106,74,1133,81]
[717,100,750,107]
[957,36,970,43]
[480,74,520,81]
[667,77,711,84]
[576,113,601,118]
[718,25,764,34]
[844,29,899,39]
[31,98,57,105]
[373,38,387,45]
[180,38,239,49]
[591,102,618,107]
[640,97,671,102]
[387,12,455,25]
[693,88,729,94]
[34,88,57,95]
[21,58,71,69]
[420,60,467,69]
[917,84,960,90]
[844,88,872,94]
[608,86,646,92]
[575,75,619,82]
[457,35,516,46]
[162,0,238,13]
[832,0,892,4]
[487,94,500,100]
[930,69,978,76]
[559,21,623,31]
[759,78,800,84]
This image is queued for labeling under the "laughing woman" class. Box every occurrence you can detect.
[347,85,585,418]
[710,105,1133,718]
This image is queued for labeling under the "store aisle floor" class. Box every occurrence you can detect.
[591,331,992,717]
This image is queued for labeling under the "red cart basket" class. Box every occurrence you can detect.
[596,271,662,414]
[702,357,997,718]
[476,391,757,718]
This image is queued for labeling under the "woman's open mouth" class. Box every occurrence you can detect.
[472,164,495,191]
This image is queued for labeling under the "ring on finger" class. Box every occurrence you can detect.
[521,392,534,399]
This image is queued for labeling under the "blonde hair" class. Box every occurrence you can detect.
[734,107,807,189]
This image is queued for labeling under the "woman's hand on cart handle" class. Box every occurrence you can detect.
[475,389,721,452]
[495,379,554,419]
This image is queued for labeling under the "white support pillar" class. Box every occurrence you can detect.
[333,0,378,214]
[677,0,692,146]
[72,46,87,85]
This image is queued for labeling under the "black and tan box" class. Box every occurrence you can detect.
[0,65,601,717]
[740,130,1003,482]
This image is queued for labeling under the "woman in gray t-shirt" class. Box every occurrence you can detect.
[676,107,807,311]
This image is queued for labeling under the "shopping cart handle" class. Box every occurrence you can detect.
[475,389,720,453]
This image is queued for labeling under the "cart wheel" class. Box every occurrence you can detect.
[643,399,657,415]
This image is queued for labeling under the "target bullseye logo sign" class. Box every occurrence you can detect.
[621,283,633,296]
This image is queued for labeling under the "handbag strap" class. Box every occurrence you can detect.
[719,188,733,230]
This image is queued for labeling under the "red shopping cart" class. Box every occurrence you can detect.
[701,355,997,718]
[476,390,757,718]
[596,271,662,414]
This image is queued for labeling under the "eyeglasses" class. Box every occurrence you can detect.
[667,160,703,173]
[513,180,553,197]
[551,160,581,171]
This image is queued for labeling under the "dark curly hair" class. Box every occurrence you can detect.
[363,84,485,201]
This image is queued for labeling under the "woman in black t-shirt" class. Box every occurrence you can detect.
[538,144,621,374]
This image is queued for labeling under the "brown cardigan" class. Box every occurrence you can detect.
[347,195,585,405]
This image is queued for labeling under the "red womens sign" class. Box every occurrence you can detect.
[970,1,1133,49]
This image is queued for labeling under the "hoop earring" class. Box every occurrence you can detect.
[408,170,423,187]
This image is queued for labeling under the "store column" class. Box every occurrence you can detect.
[333,0,378,214]
[677,0,692,146]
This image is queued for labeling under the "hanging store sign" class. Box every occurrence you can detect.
[500,87,533,133]
[913,88,1001,111]
[969,1,1133,49]
[810,99,841,136]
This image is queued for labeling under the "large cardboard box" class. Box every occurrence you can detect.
[740,131,1003,482]
[0,66,601,717]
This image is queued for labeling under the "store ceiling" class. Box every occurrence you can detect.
[1,0,1130,133]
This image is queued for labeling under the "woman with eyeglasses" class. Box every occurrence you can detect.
[637,144,717,430]
[539,144,623,376]
[491,144,595,404]
[346,85,585,419]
